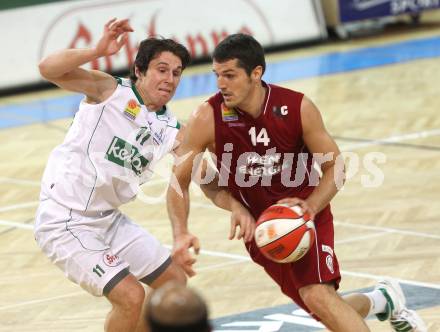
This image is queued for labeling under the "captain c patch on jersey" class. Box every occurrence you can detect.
[272,105,288,117]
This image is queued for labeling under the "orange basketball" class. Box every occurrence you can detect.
[254,204,315,263]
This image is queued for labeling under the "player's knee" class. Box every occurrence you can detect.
[121,286,145,317]
[299,284,333,314]
[108,278,145,314]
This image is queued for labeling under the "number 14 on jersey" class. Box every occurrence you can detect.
[248,127,270,146]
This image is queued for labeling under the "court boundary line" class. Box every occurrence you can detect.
[0,292,84,311]
[0,201,39,213]
[335,135,440,152]
[339,128,440,151]
[0,219,34,229]
[0,176,40,186]
[333,220,440,240]
[335,231,390,244]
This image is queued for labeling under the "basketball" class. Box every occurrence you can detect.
[254,204,315,263]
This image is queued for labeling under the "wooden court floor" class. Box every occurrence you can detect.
[1,20,440,332]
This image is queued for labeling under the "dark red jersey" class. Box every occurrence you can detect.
[210,82,327,219]
[210,82,339,313]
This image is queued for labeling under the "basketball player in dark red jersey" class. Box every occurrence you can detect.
[167,34,427,332]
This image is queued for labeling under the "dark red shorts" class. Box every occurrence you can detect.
[245,206,341,314]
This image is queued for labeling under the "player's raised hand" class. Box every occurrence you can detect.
[229,200,256,243]
[172,233,200,277]
[95,18,134,57]
[277,197,316,220]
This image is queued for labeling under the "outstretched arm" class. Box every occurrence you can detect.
[167,103,213,277]
[168,103,255,276]
[38,18,133,103]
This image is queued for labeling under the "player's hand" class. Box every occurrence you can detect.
[229,201,256,243]
[277,197,316,220]
[95,18,134,57]
[172,233,200,277]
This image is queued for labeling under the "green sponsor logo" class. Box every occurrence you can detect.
[105,136,149,175]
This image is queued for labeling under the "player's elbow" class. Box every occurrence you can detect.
[322,158,345,190]
[336,168,346,189]
[333,158,346,190]
[199,181,214,198]
[200,172,222,197]
[38,59,52,79]
[38,58,60,80]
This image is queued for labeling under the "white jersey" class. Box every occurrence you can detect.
[41,77,180,212]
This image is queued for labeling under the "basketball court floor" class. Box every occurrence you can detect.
[0,16,439,332]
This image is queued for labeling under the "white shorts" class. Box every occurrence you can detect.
[34,198,171,297]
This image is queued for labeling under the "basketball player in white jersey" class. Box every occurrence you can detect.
[34,18,254,332]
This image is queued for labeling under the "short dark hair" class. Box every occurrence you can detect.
[146,282,211,332]
[148,314,211,332]
[213,33,266,76]
[130,38,191,82]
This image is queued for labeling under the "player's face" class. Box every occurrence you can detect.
[136,51,183,110]
[213,59,253,108]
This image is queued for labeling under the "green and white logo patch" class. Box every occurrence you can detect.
[105,136,149,175]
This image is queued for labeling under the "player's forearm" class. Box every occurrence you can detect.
[306,164,345,213]
[200,181,233,211]
[200,174,239,211]
[39,48,99,79]
[167,185,191,239]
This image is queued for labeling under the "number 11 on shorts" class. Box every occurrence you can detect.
[93,264,105,277]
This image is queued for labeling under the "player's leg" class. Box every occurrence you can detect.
[344,279,427,332]
[298,283,370,332]
[35,201,140,332]
[134,261,187,332]
[292,209,369,330]
[105,273,145,332]
[342,292,371,317]
[247,207,369,330]
[247,237,369,331]
[109,213,187,332]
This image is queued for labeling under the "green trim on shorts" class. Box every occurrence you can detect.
[103,268,130,296]
[139,256,172,285]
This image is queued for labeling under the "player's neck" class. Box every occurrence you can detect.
[134,81,163,112]
[238,83,267,119]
